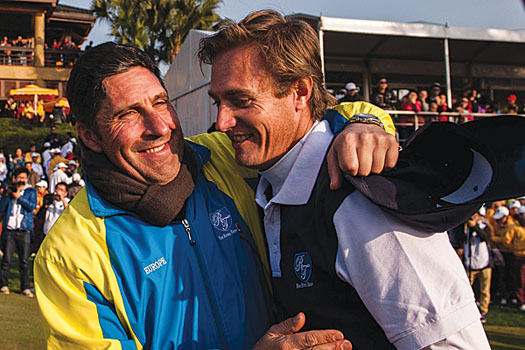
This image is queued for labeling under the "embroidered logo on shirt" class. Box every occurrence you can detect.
[294,252,314,289]
[209,207,238,240]
[144,257,167,275]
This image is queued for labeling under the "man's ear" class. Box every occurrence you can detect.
[293,77,313,112]
[76,123,103,153]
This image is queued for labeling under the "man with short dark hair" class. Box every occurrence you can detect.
[35,41,378,349]
[0,167,36,297]
[33,37,401,349]
[43,182,69,235]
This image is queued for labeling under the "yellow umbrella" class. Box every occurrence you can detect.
[43,97,70,114]
[9,84,59,107]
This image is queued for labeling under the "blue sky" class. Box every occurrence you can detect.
[62,0,525,47]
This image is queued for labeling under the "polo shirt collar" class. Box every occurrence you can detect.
[256,120,334,207]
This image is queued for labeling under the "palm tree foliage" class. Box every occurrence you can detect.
[91,0,222,64]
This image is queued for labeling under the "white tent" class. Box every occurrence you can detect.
[164,30,214,137]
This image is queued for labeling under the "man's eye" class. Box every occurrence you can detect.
[212,100,220,107]
[233,98,251,108]
[155,100,168,107]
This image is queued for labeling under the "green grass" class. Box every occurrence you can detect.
[0,254,524,349]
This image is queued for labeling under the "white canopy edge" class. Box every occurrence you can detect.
[320,16,525,43]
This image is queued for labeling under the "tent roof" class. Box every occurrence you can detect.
[290,14,525,67]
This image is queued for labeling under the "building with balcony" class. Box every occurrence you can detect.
[0,0,95,99]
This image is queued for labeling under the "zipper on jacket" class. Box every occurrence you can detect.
[180,218,229,348]
[181,219,196,246]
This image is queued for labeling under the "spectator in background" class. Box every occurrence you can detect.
[462,208,492,323]
[30,153,43,179]
[503,206,525,310]
[399,91,424,140]
[61,135,77,159]
[339,82,362,103]
[48,162,71,193]
[34,180,48,215]
[428,82,441,104]
[66,159,78,177]
[43,182,69,235]
[45,126,62,148]
[24,144,41,164]
[0,167,37,297]
[48,148,67,178]
[32,180,48,255]
[509,200,522,223]
[501,94,520,114]
[514,207,525,311]
[418,89,429,111]
[25,162,40,188]
[67,173,85,200]
[489,206,519,305]
[3,96,17,118]
[0,154,7,183]
[371,76,397,110]
[9,148,25,173]
[41,142,52,178]
[466,89,480,113]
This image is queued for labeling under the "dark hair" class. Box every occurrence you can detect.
[67,42,165,134]
[55,182,68,191]
[14,167,29,178]
[198,10,335,120]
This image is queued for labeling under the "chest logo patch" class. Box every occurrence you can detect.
[210,207,237,240]
[294,252,314,289]
[210,207,232,232]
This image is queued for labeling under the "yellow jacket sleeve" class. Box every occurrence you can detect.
[330,101,396,136]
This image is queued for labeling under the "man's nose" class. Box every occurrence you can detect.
[143,110,172,136]
[215,105,236,132]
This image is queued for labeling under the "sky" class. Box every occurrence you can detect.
[62,0,525,48]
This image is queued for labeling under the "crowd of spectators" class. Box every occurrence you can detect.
[337,77,523,140]
[0,35,34,65]
[0,34,81,66]
[0,127,84,296]
[448,199,525,321]
[1,96,69,125]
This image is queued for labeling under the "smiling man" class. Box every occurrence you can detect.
[34,42,388,349]
[198,10,492,349]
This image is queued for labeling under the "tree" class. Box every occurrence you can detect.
[91,0,222,64]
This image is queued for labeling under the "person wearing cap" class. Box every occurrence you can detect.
[509,199,522,224]
[48,147,67,178]
[502,208,525,309]
[41,142,52,175]
[66,159,78,177]
[489,206,519,305]
[24,144,41,164]
[371,76,397,110]
[30,152,44,179]
[199,11,505,349]
[460,208,493,323]
[501,93,520,114]
[67,173,84,200]
[48,162,71,194]
[428,82,442,105]
[61,135,77,159]
[339,82,362,103]
[32,180,49,255]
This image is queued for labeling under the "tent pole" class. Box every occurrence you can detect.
[444,33,452,109]
[318,17,326,83]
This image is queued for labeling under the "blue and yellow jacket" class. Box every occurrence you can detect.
[34,137,272,349]
[34,101,394,349]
